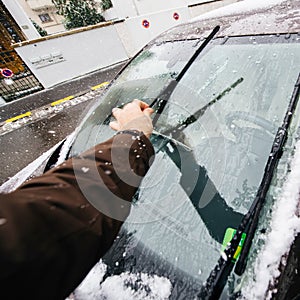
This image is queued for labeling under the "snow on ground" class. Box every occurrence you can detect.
[240,139,300,299]
[73,260,172,300]
[191,0,285,21]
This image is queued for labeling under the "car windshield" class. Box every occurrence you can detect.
[70,34,300,297]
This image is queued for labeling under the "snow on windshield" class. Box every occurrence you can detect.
[241,139,300,299]
[73,260,172,300]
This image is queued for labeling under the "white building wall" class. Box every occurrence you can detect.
[15,25,129,88]
[16,0,65,35]
[116,7,191,57]
[132,0,187,15]
[108,0,234,17]
[108,0,138,19]
[108,0,191,18]
[2,0,40,40]
[186,0,221,5]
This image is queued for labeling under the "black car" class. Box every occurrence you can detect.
[2,0,300,299]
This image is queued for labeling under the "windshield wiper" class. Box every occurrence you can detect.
[150,25,220,126]
[199,73,300,299]
[162,77,244,137]
[103,26,220,127]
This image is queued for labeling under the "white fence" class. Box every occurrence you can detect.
[115,6,191,57]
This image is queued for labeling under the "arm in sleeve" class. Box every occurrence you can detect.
[0,132,154,300]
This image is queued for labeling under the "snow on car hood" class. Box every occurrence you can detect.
[240,139,300,299]
[73,260,172,300]
[191,0,287,21]
[188,0,300,38]
[156,0,299,45]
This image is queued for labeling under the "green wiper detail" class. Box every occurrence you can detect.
[221,228,246,262]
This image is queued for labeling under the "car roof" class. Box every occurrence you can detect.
[151,0,300,44]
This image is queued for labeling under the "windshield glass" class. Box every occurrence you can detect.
[70,34,300,296]
[69,39,198,152]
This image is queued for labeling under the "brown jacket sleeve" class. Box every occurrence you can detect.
[0,132,154,300]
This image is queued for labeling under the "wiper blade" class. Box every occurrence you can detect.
[103,26,220,127]
[235,72,300,274]
[152,129,192,151]
[200,72,300,299]
[151,25,220,126]
[162,77,244,137]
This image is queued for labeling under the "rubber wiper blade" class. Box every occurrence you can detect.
[151,25,220,126]
[162,77,244,137]
[199,72,300,300]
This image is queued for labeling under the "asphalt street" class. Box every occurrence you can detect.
[0,62,126,122]
[0,62,126,185]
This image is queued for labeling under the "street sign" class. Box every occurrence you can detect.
[142,19,150,28]
[0,68,14,78]
[173,12,180,20]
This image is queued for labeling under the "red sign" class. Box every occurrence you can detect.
[1,68,14,78]
[173,12,180,20]
[142,19,150,28]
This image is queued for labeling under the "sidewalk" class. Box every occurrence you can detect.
[0,61,126,122]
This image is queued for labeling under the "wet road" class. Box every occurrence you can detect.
[0,63,125,185]
[0,62,126,122]
[0,101,89,185]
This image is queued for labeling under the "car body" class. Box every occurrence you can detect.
[1,0,300,299]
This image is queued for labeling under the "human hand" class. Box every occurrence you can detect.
[109,99,154,138]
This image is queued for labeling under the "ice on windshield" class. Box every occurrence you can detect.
[240,133,300,299]
[121,38,300,290]
[157,42,300,211]
[69,35,300,298]
[119,40,198,82]
[125,152,221,280]
[73,260,172,300]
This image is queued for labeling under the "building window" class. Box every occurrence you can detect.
[38,13,52,23]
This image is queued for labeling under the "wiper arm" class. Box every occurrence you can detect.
[199,72,300,299]
[152,129,192,151]
[150,25,220,126]
[162,77,244,137]
[103,26,220,127]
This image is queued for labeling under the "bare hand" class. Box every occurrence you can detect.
[109,99,154,138]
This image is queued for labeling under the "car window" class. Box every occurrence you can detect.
[154,41,300,213]
[119,40,197,82]
[70,40,198,156]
